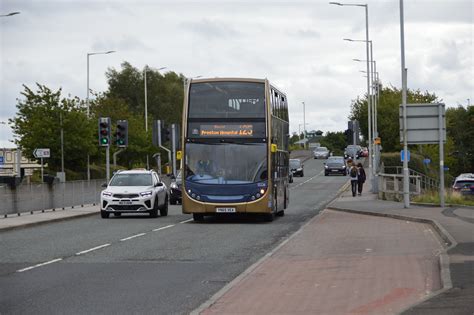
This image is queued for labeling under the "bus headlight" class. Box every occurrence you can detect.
[260,189,265,195]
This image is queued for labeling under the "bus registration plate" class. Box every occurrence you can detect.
[216,207,236,213]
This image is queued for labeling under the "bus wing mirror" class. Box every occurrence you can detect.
[271,144,277,153]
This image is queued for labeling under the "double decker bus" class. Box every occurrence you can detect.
[181,78,290,222]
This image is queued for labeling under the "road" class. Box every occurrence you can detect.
[0,158,347,314]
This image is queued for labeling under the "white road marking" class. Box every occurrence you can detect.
[153,224,175,231]
[290,170,324,190]
[120,233,146,241]
[75,243,111,256]
[17,258,63,273]
[180,218,194,224]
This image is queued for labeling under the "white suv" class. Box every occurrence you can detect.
[100,169,168,218]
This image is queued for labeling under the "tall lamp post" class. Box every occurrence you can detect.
[86,50,116,181]
[144,66,166,169]
[330,1,372,180]
[302,102,307,148]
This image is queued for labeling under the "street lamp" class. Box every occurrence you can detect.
[144,66,166,132]
[0,12,20,17]
[330,1,372,178]
[302,102,307,148]
[144,66,166,170]
[86,50,116,181]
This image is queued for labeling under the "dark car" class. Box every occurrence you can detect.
[324,156,347,176]
[290,159,304,177]
[344,145,362,159]
[452,173,474,196]
[169,171,182,204]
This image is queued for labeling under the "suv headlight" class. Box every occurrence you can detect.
[140,191,153,197]
[170,182,178,189]
[102,191,113,197]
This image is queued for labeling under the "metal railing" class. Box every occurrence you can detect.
[382,166,439,191]
[377,173,421,201]
[0,179,104,216]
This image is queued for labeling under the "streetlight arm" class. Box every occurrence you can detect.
[0,11,20,17]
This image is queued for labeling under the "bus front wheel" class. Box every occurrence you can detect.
[193,213,204,222]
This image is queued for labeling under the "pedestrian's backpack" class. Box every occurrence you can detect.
[350,167,357,177]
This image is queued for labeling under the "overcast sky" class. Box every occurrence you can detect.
[1,0,472,147]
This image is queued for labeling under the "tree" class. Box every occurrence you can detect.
[9,84,95,174]
[320,131,346,155]
[105,62,185,125]
[445,105,474,175]
[350,86,439,152]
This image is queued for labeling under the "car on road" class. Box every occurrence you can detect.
[324,156,347,176]
[169,171,182,204]
[100,169,169,218]
[452,173,474,195]
[313,146,330,159]
[290,159,304,177]
[344,145,362,159]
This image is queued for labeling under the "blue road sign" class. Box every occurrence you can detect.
[444,166,449,171]
[423,158,431,165]
[400,150,410,162]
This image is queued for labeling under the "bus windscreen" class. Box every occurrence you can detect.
[188,82,265,119]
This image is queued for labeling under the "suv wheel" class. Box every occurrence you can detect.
[160,197,169,216]
[101,210,109,219]
[149,197,159,218]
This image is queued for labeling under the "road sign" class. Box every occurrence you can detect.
[400,149,410,162]
[33,148,50,158]
[423,158,431,165]
[399,103,446,144]
[374,137,381,145]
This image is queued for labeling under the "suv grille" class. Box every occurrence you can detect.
[113,193,139,198]
[109,205,143,211]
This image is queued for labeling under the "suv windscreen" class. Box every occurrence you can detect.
[315,147,328,152]
[109,174,153,186]
[290,160,301,168]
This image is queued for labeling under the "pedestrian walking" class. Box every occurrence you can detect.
[349,164,358,197]
[357,162,366,196]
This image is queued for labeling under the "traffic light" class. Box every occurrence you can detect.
[116,120,128,147]
[161,122,171,144]
[98,117,111,146]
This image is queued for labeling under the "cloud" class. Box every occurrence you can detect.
[180,19,240,39]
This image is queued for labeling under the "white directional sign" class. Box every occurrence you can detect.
[399,103,446,144]
[33,148,50,158]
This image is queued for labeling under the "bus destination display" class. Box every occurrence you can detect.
[189,123,266,138]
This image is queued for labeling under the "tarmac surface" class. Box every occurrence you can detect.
[1,165,473,314]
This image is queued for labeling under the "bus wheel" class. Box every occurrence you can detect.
[263,212,274,222]
[193,213,204,222]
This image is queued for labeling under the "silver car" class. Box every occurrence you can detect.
[313,147,330,159]
[100,169,169,218]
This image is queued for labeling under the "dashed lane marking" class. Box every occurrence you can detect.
[290,170,324,190]
[180,218,194,224]
[120,233,146,241]
[75,243,111,256]
[17,258,63,273]
[153,224,175,231]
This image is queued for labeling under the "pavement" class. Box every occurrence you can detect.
[2,168,473,314]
